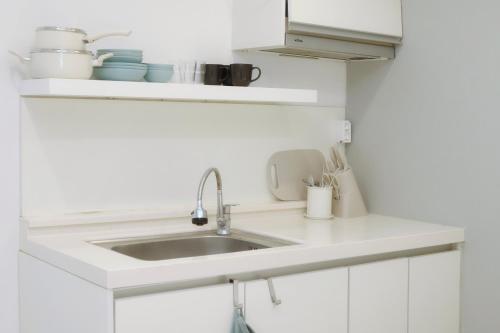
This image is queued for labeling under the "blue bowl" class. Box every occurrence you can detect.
[104,55,143,63]
[147,63,174,69]
[94,67,147,82]
[145,66,174,83]
[101,62,147,70]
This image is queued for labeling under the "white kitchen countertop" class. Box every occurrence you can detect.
[20,208,464,290]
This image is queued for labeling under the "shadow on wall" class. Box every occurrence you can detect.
[345,59,395,213]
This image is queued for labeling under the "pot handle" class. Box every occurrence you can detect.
[83,30,132,44]
[8,50,30,64]
[93,53,114,67]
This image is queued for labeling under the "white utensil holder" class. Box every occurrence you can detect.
[306,186,333,219]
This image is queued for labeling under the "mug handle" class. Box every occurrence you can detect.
[250,66,262,82]
[220,66,230,82]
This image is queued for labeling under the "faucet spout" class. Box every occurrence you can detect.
[191,168,231,235]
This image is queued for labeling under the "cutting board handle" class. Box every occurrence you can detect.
[269,163,279,189]
[267,149,324,201]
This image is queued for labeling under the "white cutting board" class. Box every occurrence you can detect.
[267,149,325,201]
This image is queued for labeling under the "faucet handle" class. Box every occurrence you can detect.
[223,203,239,214]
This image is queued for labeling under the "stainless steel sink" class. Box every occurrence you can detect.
[91,230,295,261]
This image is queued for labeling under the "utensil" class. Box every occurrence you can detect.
[223,63,262,87]
[321,163,340,199]
[10,49,112,79]
[303,176,315,187]
[34,27,132,50]
[327,175,341,200]
[330,146,344,170]
[336,147,348,170]
[307,175,315,187]
[267,149,325,201]
[326,160,337,174]
[329,147,339,170]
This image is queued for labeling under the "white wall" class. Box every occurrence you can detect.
[17,0,345,218]
[347,0,499,332]
[0,1,23,331]
[2,2,345,331]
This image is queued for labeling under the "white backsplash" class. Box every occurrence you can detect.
[22,99,345,217]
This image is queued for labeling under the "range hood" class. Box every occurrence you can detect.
[232,0,402,61]
[264,32,396,61]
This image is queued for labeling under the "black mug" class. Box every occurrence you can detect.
[204,64,229,85]
[223,64,262,87]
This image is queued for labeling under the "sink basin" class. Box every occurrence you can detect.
[91,230,295,261]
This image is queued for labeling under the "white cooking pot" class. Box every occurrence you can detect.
[34,26,131,50]
[9,49,113,79]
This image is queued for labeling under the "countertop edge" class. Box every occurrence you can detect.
[20,214,465,290]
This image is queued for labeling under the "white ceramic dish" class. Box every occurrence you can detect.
[34,26,131,50]
[10,49,112,79]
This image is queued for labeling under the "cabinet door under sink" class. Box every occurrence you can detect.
[245,267,349,332]
[115,284,235,333]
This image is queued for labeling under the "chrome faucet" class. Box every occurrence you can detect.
[191,167,235,235]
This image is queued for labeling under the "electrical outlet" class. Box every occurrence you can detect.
[336,120,352,143]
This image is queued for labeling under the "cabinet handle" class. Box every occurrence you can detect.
[266,278,282,306]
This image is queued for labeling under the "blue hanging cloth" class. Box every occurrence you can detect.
[231,309,255,333]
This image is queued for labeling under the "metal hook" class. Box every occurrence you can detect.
[230,279,243,310]
[266,278,282,306]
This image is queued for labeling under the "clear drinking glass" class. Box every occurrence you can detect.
[176,61,205,84]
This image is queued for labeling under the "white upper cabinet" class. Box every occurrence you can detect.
[233,0,402,60]
[245,268,349,332]
[288,0,403,39]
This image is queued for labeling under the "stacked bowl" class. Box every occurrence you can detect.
[94,49,175,83]
[145,63,174,83]
[94,49,147,81]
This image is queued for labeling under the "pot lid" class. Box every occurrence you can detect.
[36,26,87,35]
[31,48,93,55]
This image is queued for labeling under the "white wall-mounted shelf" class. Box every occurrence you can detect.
[20,79,318,105]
